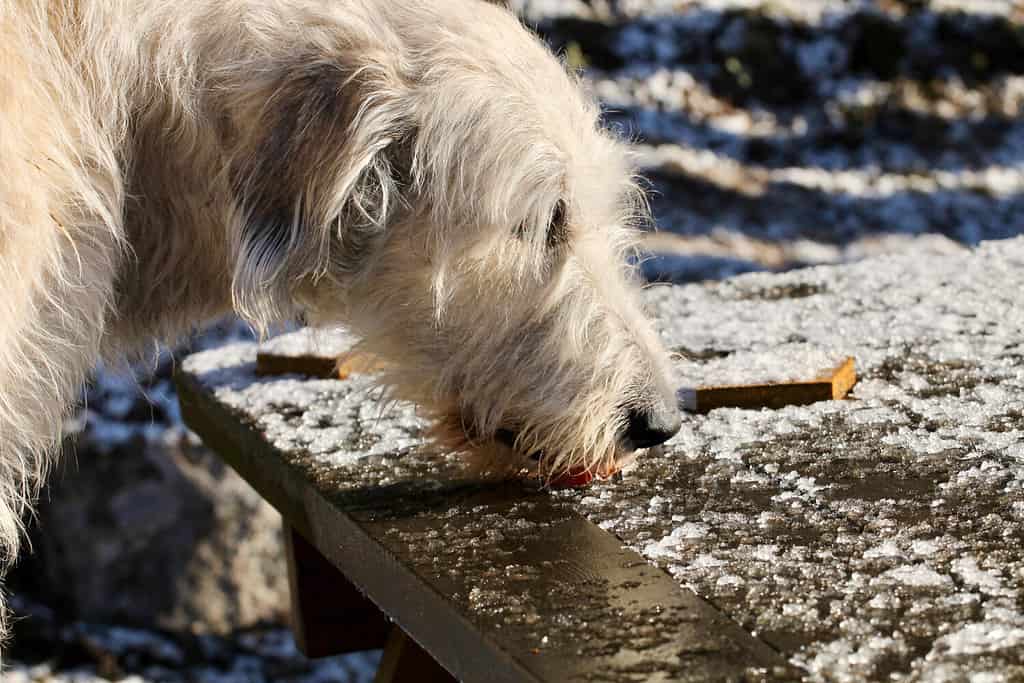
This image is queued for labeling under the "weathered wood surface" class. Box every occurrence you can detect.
[176,344,793,682]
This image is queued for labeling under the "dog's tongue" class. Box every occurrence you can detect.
[531,451,626,489]
[542,455,632,488]
[547,468,596,489]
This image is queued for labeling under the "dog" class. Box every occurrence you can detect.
[0,0,681,640]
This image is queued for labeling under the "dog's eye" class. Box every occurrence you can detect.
[513,200,569,248]
[546,200,569,249]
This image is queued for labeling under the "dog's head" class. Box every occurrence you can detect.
[226,2,680,480]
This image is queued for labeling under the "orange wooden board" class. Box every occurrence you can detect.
[256,348,384,379]
[681,356,856,413]
[256,327,384,381]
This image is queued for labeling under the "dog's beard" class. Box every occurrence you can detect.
[353,311,657,486]
[424,405,640,486]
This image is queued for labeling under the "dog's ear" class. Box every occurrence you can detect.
[227,57,412,331]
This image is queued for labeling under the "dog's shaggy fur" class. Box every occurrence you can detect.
[0,0,679,641]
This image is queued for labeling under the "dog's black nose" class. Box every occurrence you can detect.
[622,404,682,450]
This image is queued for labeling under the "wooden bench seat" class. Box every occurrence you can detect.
[175,338,792,682]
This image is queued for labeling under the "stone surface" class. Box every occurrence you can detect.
[21,437,289,634]
[529,1,1024,280]
[12,322,292,636]
[6,592,381,683]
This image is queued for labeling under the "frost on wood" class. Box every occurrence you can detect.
[184,342,462,482]
[581,237,1024,681]
[184,239,1024,681]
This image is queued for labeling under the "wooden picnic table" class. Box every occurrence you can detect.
[176,240,1024,681]
[175,334,794,682]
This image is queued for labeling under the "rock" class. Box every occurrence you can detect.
[11,322,289,635]
[17,419,289,636]
[6,592,381,683]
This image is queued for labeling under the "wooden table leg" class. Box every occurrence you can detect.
[284,521,392,657]
[374,627,457,683]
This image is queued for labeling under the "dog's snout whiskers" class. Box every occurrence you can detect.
[494,427,545,462]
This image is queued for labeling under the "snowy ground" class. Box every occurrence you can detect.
[544,0,1024,279]
[9,0,1024,680]
[6,593,381,683]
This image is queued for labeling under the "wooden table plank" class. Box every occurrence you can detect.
[176,346,795,682]
[254,328,356,378]
[678,356,857,413]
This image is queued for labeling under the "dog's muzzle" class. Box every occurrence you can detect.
[494,395,681,460]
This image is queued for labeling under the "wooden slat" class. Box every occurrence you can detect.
[256,352,339,379]
[684,356,857,413]
[254,328,346,378]
[284,523,392,658]
[257,349,385,380]
[375,628,456,683]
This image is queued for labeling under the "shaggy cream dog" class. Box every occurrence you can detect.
[0,0,680,640]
